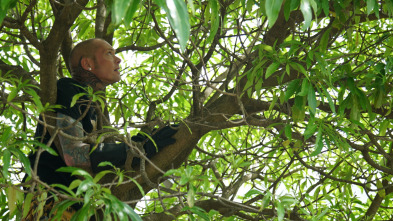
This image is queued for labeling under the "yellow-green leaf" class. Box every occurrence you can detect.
[265,62,280,79]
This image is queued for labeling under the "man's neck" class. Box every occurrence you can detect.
[72,67,106,91]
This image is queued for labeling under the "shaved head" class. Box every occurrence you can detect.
[69,38,122,88]
[69,38,102,75]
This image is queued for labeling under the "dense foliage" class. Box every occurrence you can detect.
[1,0,393,220]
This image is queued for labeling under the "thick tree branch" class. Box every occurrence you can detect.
[0,59,39,87]
[95,0,106,38]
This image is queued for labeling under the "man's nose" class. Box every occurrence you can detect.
[115,55,121,64]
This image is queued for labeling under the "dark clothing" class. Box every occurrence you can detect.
[28,78,95,188]
[27,78,177,188]
[25,77,177,214]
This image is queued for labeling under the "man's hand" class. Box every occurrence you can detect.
[131,125,178,167]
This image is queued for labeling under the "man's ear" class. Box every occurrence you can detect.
[80,57,94,71]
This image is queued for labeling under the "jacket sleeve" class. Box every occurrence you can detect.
[89,143,128,173]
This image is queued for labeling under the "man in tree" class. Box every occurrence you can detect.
[25,38,177,219]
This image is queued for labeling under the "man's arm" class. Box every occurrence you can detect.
[56,112,178,173]
[57,112,129,174]
[57,112,92,172]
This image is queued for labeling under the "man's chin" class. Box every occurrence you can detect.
[109,77,121,85]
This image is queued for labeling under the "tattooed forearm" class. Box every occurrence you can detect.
[57,113,92,171]
[62,143,91,169]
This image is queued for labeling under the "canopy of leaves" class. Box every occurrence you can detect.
[1,0,393,220]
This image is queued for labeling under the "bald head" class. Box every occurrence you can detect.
[69,38,122,88]
[69,38,102,74]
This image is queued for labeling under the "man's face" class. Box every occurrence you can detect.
[91,40,122,85]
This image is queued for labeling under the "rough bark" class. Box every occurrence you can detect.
[40,0,88,105]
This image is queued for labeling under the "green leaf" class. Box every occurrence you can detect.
[187,185,196,207]
[379,120,389,136]
[284,79,301,101]
[284,124,292,140]
[1,126,12,143]
[245,189,263,198]
[246,0,254,13]
[25,88,44,112]
[321,0,329,16]
[300,0,312,30]
[0,0,17,24]
[52,183,77,197]
[6,187,17,216]
[262,191,272,209]
[384,37,393,56]
[97,161,115,168]
[321,85,336,114]
[350,95,360,122]
[77,203,91,220]
[22,193,34,219]
[239,161,252,167]
[292,96,306,122]
[307,82,317,115]
[84,189,95,205]
[107,194,124,213]
[265,62,280,79]
[57,167,92,179]
[76,179,95,196]
[7,86,18,102]
[51,200,77,220]
[117,172,124,186]
[374,86,384,109]
[6,187,23,216]
[376,179,385,197]
[280,194,297,206]
[70,93,87,108]
[289,62,307,74]
[69,179,82,191]
[164,168,181,176]
[283,0,292,21]
[93,170,113,183]
[310,127,323,156]
[111,0,133,24]
[367,0,376,15]
[188,206,209,221]
[314,208,329,220]
[255,77,263,93]
[313,186,321,200]
[122,203,143,221]
[206,0,220,44]
[265,0,284,27]
[124,0,142,26]
[31,141,58,156]
[304,123,317,140]
[77,19,91,38]
[9,146,31,176]
[298,78,310,96]
[154,0,190,52]
[179,176,190,185]
[2,149,11,179]
[319,28,331,52]
[1,0,17,9]
[346,77,356,94]
[185,164,194,176]
[1,0,9,9]
[276,201,285,221]
[269,92,279,112]
[355,88,369,111]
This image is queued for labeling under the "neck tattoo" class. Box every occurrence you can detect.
[72,67,104,90]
